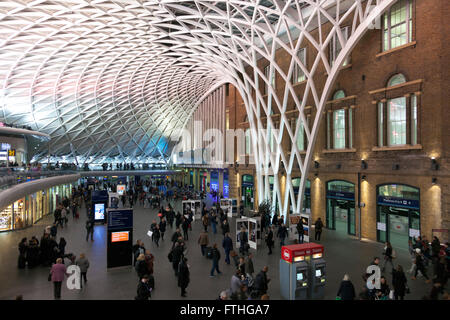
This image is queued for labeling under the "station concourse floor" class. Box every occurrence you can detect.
[0,198,433,300]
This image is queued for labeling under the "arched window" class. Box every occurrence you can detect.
[388,74,406,87]
[333,90,346,100]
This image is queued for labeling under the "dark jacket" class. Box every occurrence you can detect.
[221,222,230,235]
[159,221,167,233]
[171,231,182,243]
[135,260,148,279]
[172,245,184,264]
[392,270,407,296]
[135,281,151,300]
[266,230,274,246]
[254,271,269,293]
[277,226,288,239]
[222,236,233,251]
[315,219,323,231]
[337,280,356,300]
[239,231,248,244]
[296,223,304,234]
[178,259,190,288]
[212,248,221,262]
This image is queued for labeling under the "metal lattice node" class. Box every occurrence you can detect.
[0,0,396,216]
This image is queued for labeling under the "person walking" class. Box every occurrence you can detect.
[336,274,356,300]
[18,238,28,269]
[210,211,217,235]
[76,253,90,289]
[296,221,304,244]
[412,248,431,283]
[50,258,67,300]
[171,229,182,249]
[150,220,157,242]
[314,217,323,241]
[244,253,255,279]
[392,265,408,300]
[198,230,209,256]
[172,242,185,276]
[238,227,249,255]
[85,218,94,241]
[135,254,148,279]
[254,266,270,296]
[265,226,274,255]
[382,241,395,273]
[153,225,161,247]
[181,217,190,240]
[221,219,230,237]
[277,223,288,247]
[210,243,222,277]
[202,213,209,232]
[135,275,152,300]
[222,233,233,265]
[178,257,190,297]
[159,218,167,241]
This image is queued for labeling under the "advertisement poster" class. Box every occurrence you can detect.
[94,203,105,221]
[236,219,249,248]
[117,184,126,195]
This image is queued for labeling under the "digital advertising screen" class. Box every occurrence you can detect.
[111,231,129,242]
[117,185,126,195]
[94,203,105,220]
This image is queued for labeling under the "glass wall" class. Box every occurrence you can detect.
[326,180,356,236]
[0,182,74,232]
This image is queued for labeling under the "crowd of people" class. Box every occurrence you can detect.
[14,177,450,301]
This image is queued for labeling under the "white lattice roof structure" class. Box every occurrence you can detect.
[0,0,397,214]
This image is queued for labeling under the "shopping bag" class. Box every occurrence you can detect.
[147,230,153,238]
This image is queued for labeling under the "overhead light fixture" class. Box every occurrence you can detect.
[361,160,367,170]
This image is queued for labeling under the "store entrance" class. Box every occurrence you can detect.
[326,199,356,235]
[326,180,356,236]
[242,175,254,209]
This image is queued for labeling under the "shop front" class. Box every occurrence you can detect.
[326,180,356,236]
[292,178,311,213]
[200,171,208,192]
[210,170,219,193]
[376,184,420,250]
[242,174,254,209]
[0,183,74,232]
[223,170,229,198]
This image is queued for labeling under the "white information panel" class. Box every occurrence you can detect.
[377,222,386,231]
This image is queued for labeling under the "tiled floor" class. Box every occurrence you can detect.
[0,198,434,300]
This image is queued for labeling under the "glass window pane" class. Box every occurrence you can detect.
[378,102,384,147]
[296,119,304,151]
[327,113,331,149]
[349,109,352,149]
[333,109,346,149]
[411,95,417,145]
[387,97,406,145]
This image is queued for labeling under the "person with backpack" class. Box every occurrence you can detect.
[178,257,190,297]
[198,230,209,256]
[382,241,395,273]
[296,221,304,244]
[222,233,233,265]
[209,244,222,277]
[85,218,94,241]
[314,217,323,241]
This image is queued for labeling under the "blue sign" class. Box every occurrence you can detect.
[326,190,355,201]
[108,209,133,230]
[223,184,229,198]
[377,196,419,210]
[92,190,108,203]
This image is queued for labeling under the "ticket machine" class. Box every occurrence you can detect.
[309,252,326,299]
[279,243,325,300]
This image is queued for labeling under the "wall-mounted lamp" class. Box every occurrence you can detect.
[432,177,437,185]
[431,158,439,171]
[392,164,400,170]
[361,160,368,170]
[235,162,239,168]
[361,175,366,181]
[314,161,320,169]
[314,172,319,177]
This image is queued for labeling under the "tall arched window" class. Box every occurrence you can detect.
[382,0,414,51]
[326,90,353,150]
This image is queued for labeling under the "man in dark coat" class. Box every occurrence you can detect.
[172,242,184,276]
[222,233,233,265]
[210,244,222,277]
[314,217,323,241]
[336,275,356,300]
[296,221,304,244]
[135,275,152,300]
[171,229,182,249]
[266,227,274,255]
[254,266,270,296]
[178,257,190,297]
